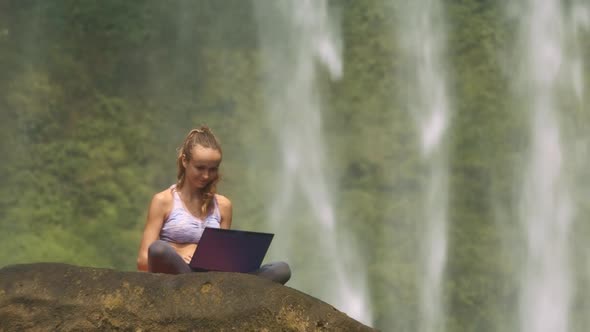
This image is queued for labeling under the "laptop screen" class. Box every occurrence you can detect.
[189,228,274,273]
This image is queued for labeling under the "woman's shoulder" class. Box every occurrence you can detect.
[151,187,175,209]
[214,194,232,227]
[214,194,232,209]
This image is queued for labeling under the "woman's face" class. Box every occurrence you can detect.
[183,145,222,190]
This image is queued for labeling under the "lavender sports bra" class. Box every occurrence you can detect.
[159,185,221,244]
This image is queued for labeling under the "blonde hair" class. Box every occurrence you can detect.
[176,126,222,216]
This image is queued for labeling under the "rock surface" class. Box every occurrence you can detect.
[0,263,375,331]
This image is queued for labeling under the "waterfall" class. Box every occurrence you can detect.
[253,0,372,325]
[394,1,451,331]
[513,0,589,331]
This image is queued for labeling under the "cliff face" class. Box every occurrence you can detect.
[0,263,375,331]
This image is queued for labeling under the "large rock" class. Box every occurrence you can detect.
[0,263,375,331]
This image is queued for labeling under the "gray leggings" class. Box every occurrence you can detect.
[148,240,291,285]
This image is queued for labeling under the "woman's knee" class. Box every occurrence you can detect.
[148,240,173,259]
[248,261,293,284]
[269,261,291,284]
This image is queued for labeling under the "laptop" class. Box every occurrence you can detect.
[189,228,274,273]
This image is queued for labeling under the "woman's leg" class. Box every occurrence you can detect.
[250,261,291,285]
[148,240,192,274]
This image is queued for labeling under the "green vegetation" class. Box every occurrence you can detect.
[1,1,589,331]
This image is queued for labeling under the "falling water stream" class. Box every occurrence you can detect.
[253,0,372,325]
[519,0,588,332]
[395,1,451,331]
[515,0,589,331]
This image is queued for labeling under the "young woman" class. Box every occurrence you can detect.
[136,127,290,284]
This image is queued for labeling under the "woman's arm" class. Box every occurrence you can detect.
[136,191,172,271]
[216,194,233,230]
